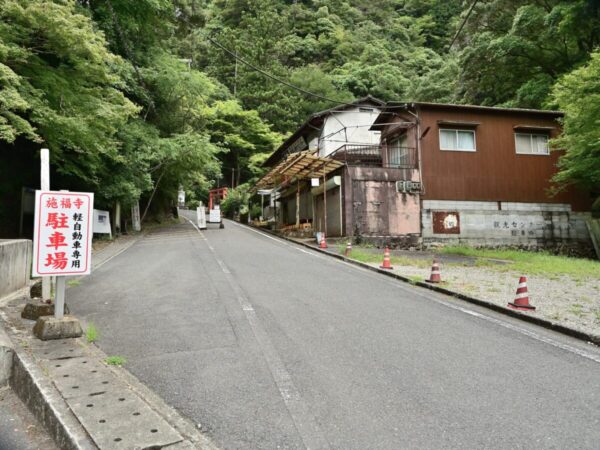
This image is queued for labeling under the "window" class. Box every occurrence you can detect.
[359,107,374,113]
[388,135,409,167]
[515,133,549,155]
[439,129,476,152]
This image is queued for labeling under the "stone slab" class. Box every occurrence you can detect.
[46,357,116,400]
[68,390,183,449]
[22,301,70,321]
[0,326,13,387]
[30,340,88,360]
[33,316,83,341]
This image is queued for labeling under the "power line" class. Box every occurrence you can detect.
[205,35,358,107]
[448,0,480,50]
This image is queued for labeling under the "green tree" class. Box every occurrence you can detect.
[550,50,600,199]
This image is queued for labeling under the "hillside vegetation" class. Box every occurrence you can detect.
[1,0,598,229]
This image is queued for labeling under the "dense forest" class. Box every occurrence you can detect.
[1,0,599,234]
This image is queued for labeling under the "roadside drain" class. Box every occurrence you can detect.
[34,345,184,449]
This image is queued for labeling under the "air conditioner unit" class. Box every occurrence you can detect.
[409,181,422,193]
[396,180,407,193]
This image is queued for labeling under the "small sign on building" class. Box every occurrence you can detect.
[32,191,94,276]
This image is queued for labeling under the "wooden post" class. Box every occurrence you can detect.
[40,149,51,301]
[296,180,300,227]
[323,174,327,237]
[114,201,121,235]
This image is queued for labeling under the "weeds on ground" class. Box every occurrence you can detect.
[86,324,98,343]
[347,248,430,268]
[67,279,81,287]
[594,310,600,322]
[407,275,422,285]
[569,304,585,317]
[105,356,126,366]
[440,246,600,279]
[550,312,562,321]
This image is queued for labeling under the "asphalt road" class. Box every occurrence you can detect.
[69,220,600,449]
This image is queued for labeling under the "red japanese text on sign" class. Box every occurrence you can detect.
[32,191,94,277]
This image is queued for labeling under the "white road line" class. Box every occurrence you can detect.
[229,221,600,366]
[187,218,330,450]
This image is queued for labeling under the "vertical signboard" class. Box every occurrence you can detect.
[32,191,94,277]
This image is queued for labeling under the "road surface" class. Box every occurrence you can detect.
[69,220,600,449]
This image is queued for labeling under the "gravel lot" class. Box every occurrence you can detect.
[364,259,600,338]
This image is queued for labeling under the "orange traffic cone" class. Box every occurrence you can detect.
[426,258,442,283]
[508,276,536,311]
[380,247,393,269]
[319,234,328,249]
[344,241,352,257]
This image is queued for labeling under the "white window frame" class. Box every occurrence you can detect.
[514,132,550,156]
[439,128,476,152]
[388,135,409,167]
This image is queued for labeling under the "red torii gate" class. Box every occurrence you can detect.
[208,187,228,210]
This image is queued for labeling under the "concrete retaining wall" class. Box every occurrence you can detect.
[0,326,13,387]
[422,201,591,249]
[0,240,32,299]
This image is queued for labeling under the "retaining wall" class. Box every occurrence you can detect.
[0,239,32,299]
[422,201,591,251]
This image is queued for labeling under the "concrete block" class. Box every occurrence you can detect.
[0,327,13,387]
[0,240,32,299]
[22,301,70,321]
[33,316,83,341]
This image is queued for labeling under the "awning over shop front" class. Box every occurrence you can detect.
[255,151,344,190]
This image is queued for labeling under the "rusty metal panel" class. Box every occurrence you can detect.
[432,211,460,234]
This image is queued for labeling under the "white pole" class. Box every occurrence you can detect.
[55,277,65,319]
[40,149,51,301]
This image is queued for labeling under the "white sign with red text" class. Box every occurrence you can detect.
[32,191,94,277]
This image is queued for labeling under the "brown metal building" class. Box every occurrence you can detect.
[257,101,592,247]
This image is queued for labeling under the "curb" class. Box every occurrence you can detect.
[0,313,96,449]
[0,325,14,387]
[241,222,600,347]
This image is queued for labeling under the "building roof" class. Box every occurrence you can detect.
[255,151,344,190]
[370,102,563,130]
[263,95,385,167]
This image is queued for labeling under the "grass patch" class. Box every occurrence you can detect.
[86,323,98,343]
[440,246,600,278]
[407,275,422,285]
[67,279,81,287]
[569,304,585,317]
[347,248,430,268]
[594,310,600,322]
[105,355,126,366]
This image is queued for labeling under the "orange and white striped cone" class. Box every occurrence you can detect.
[319,234,328,249]
[508,276,536,311]
[426,258,442,283]
[380,247,393,269]
[344,241,352,257]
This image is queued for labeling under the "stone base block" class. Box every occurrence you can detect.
[33,316,82,341]
[22,301,70,321]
